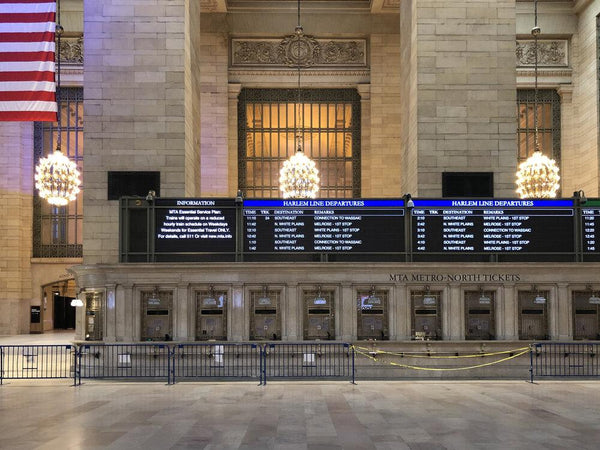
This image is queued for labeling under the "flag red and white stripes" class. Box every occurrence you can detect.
[0,0,56,121]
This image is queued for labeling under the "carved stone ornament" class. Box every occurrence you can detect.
[232,37,367,68]
[59,35,83,64]
[516,40,568,67]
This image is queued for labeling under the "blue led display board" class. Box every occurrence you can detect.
[411,199,575,253]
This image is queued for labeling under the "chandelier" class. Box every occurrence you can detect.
[279,0,320,199]
[35,148,81,205]
[515,0,560,199]
[34,4,81,206]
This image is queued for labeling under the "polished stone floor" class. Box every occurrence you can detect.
[0,378,599,449]
[1,332,600,449]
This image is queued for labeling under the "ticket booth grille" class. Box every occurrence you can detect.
[250,288,281,340]
[84,291,104,341]
[411,290,441,340]
[196,288,228,341]
[303,288,335,340]
[357,288,388,340]
[141,289,173,341]
[573,290,600,340]
[464,290,495,340]
[518,290,548,340]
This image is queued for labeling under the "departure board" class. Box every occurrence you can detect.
[582,201,600,253]
[411,199,575,253]
[154,199,237,253]
[243,199,405,253]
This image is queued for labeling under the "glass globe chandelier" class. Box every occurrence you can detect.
[279,0,320,199]
[515,0,560,199]
[34,3,81,206]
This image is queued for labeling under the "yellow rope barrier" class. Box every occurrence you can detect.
[354,346,530,359]
[353,346,530,371]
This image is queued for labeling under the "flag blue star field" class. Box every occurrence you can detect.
[0,0,57,121]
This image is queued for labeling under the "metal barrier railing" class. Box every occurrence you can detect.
[530,343,600,382]
[263,342,355,385]
[172,343,262,384]
[1,342,355,385]
[76,343,171,385]
[0,345,75,384]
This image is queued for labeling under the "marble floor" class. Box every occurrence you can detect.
[0,378,599,449]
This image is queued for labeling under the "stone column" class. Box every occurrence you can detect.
[116,284,134,341]
[230,284,245,341]
[285,284,300,341]
[556,283,571,340]
[175,283,190,341]
[228,83,242,196]
[340,285,354,341]
[398,285,411,340]
[104,285,117,342]
[448,284,463,340]
[557,86,575,195]
[502,284,518,340]
[356,84,371,196]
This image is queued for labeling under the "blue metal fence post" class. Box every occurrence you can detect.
[168,345,173,385]
[0,346,3,385]
[529,344,534,383]
[351,345,356,385]
[72,345,78,386]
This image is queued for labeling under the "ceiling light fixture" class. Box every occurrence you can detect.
[515,0,560,199]
[279,0,319,199]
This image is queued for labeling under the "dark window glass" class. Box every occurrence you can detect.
[442,172,494,198]
[107,171,160,200]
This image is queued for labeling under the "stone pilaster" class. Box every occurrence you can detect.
[0,122,34,335]
[401,0,517,197]
[83,0,186,264]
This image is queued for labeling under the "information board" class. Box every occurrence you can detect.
[243,199,405,253]
[154,199,237,253]
[411,199,575,253]
[582,200,600,253]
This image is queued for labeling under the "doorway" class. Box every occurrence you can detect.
[41,279,77,331]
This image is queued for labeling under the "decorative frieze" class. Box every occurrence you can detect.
[59,35,83,65]
[516,40,568,67]
[231,36,367,68]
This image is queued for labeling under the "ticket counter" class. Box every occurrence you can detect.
[573,290,600,340]
[303,289,335,340]
[357,289,388,340]
[518,290,548,340]
[411,290,441,340]
[464,290,495,340]
[250,288,281,340]
[141,289,172,341]
[196,288,227,340]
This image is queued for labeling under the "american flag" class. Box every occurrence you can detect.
[0,0,56,121]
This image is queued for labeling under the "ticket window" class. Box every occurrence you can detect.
[84,292,104,341]
[303,289,335,340]
[141,289,173,341]
[573,291,600,340]
[250,289,281,341]
[464,291,495,340]
[357,289,389,340]
[411,290,441,340]
[196,288,227,341]
[518,291,548,340]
